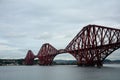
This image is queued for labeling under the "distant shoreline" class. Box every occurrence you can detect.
[0,59,120,66]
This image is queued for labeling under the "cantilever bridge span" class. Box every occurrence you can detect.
[25,24,120,67]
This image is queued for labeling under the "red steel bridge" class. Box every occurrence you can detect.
[25,24,120,67]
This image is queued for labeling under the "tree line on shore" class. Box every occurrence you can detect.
[0,59,120,66]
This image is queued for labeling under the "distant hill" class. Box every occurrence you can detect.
[103,59,120,64]
[0,59,120,66]
[53,60,77,65]
[54,59,120,65]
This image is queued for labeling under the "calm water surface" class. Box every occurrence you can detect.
[0,64,120,80]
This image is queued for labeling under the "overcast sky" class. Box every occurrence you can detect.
[0,0,120,60]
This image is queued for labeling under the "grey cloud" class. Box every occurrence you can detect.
[0,0,120,59]
[35,32,53,40]
[4,32,27,38]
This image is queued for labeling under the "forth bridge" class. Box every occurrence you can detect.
[25,24,120,67]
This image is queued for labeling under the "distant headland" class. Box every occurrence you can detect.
[0,59,120,66]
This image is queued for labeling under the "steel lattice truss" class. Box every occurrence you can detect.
[24,24,120,66]
[37,43,58,65]
[24,50,35,65]
[65,25,120,66]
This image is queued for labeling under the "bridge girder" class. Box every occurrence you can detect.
[65,25,120,66]
[24,24,120,67]
[37,43,58,65]
[24,50,35,65]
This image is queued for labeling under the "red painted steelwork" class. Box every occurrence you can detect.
[65,25,120,66]
[24,24,120,67]
[24,50,35,65]
[37,43,58,65]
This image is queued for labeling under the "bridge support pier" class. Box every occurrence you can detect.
[77,63,95,67]
[77,61,103,67]
[38,55,55,65]
[24,59,34,65]
[96,61,103,67]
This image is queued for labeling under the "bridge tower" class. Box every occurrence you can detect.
[24,50,35,65]
[65,25,120,67]
[37,43,58,65]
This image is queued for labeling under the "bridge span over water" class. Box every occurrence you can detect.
[25,24,120,67]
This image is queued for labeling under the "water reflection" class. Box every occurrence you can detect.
[0,64,120,80]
